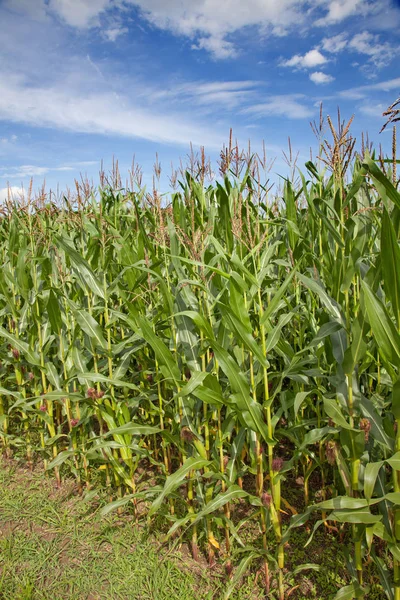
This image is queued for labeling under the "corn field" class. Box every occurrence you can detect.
[1,123,400,600]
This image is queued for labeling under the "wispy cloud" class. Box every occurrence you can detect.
[151,80,261,109]
[243,95,313,119]
[359,103,386,118]
[0,164,77,179]
[339,77,400,100]
[0,72,225,149]
[0,134,18,144]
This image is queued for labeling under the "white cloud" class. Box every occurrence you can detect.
[348,31,399,68]
[0,186,25,202]
[243,95,313,119]
[103,26,129,42]
[322,33,348,53]
[339,77,400,100]
[152,80,260,108]
[191,36,238,60]
[322,30,398,69]
[3,0,48,21]
[359,103,386,118]
[128,0,392,59]
[0,165,77,179]
[5,0,397,60]
[310,71,335,84]
[280,48,327,69]
[0,73,224,149]
[0,135,18,144]
[130,0,315,59]
[48,0,110,28]
[316,0,371,25]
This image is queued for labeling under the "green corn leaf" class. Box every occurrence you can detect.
[363,156,400,209]
[361,280,400,372]
[55,234,106,299]
[387,452,400,470]
[178,372,210,397]
[260,268,296,325]
[99,495,135,516]
[212,342,274,444]
[47,289,63,334]
[360,395,394,451]
[223,552,263,600]
[393,379,400,420]
[381,208,400,328]
[104,424,162,437]
[323,397,353,430]
[385,492,400,505]
[333,582,368,600]
[0,327,41,366]
[330,509,382,524]
[135,315,181,384]
[74,372,139,390]
[298,273,345,325]
[46,450,75,470]
[219,302,267,366]
[72,309,108,351]
[364,461,384,501]
[191,485,248,525]
[342,314,367,375]
[149,457,209,517]
[294,391,313,418]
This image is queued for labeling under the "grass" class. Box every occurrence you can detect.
[0,457,262,600]
[0,457,387,600]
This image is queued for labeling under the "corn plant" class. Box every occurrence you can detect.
[0,125,400,599]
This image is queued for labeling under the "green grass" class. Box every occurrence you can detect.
[0,457,386,600]
[0,457,263,600]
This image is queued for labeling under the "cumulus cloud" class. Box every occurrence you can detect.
[309,71,335,84]
[128,0,317,59]
[280,49,327,69]
[7,0,391,60]
[4,0,398,60]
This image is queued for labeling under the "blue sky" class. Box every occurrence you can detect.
[1,0,399,200]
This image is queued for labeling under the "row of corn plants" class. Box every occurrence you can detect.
[0,125,400,598]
